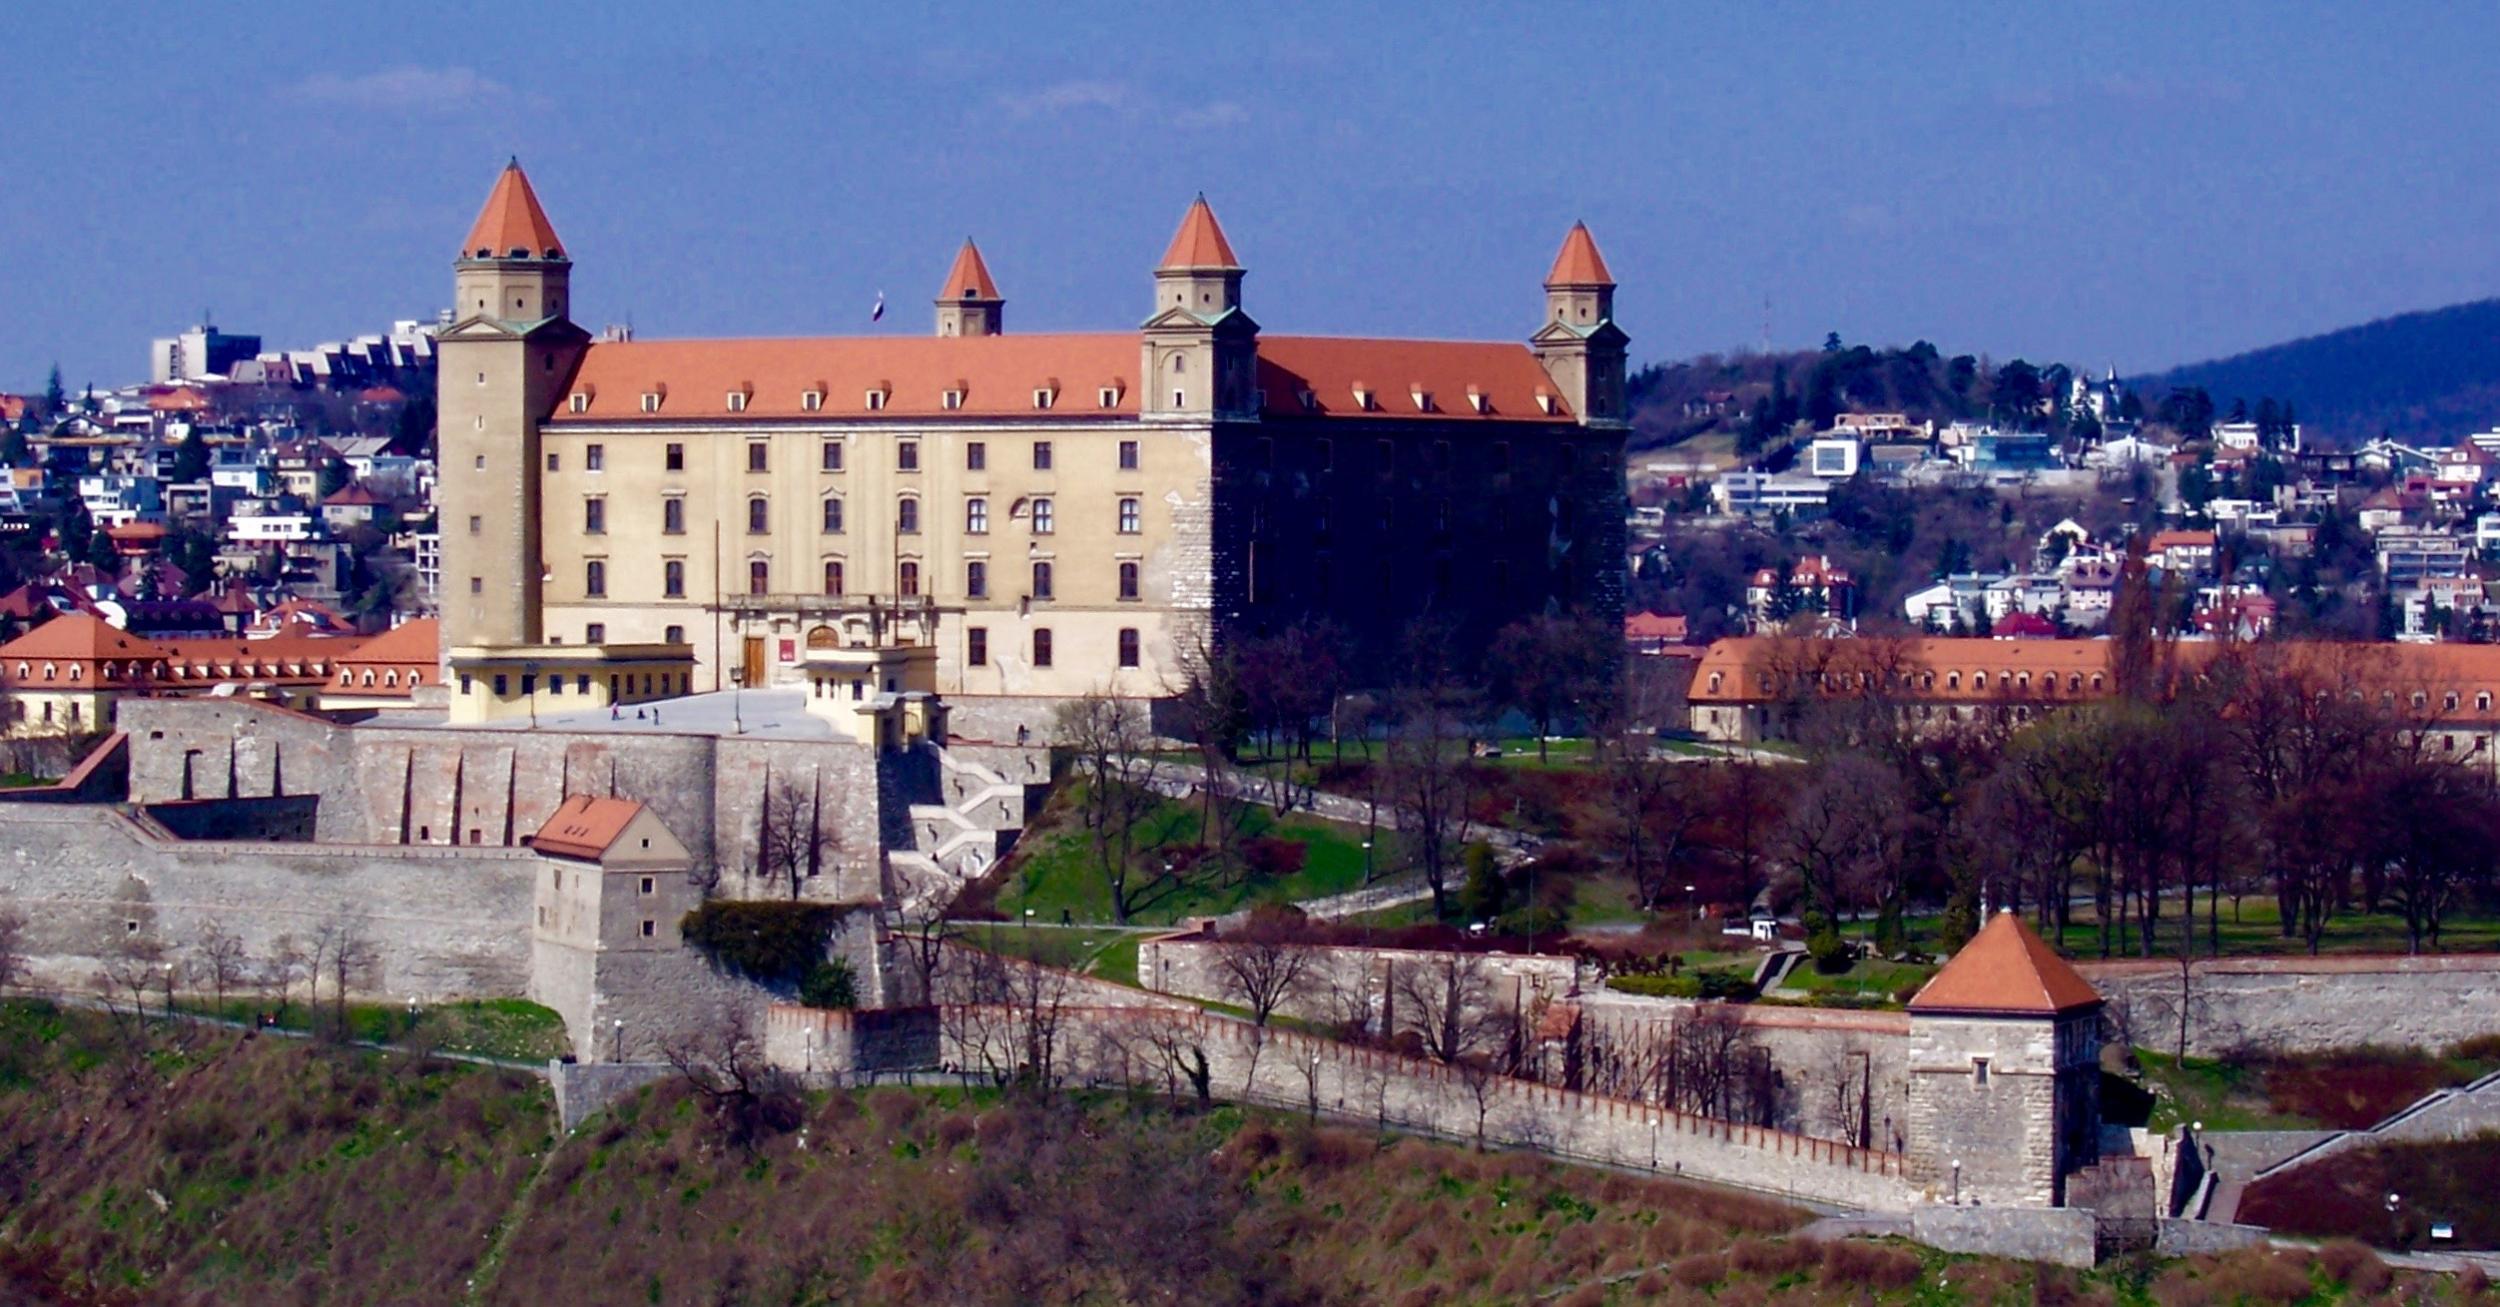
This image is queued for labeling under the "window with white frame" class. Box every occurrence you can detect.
[1031,497,1054,534]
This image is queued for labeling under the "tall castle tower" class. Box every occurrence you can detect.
[1529,222,1630,425]
[1141,195,1259,420]
[438,161,588,652]
[934,239,1004,337]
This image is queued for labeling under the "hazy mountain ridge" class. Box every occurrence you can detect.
[2135,298,2500,446]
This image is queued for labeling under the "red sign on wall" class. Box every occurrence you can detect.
[778,639,796,663]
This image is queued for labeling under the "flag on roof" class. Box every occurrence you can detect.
[870,292,885,323]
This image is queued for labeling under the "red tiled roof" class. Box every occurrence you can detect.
[550,332,1575,425]
[938,239,1001,301]
[1625,611,1688,640]
[1158,195,1240,270]
[2147,530,2215,550]
[323,484,385,506]
[532,795,645,861]
[1995,612,2058,638]
[460,160,565,262]
[336,617,438,668]
[1909,911,2100,1016]
[0,612,165,663]
[147,387,212,413]
[1545,221,1614,287]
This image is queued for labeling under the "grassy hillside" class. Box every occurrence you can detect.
[0,999,2472,1304]
[2137,297,2500,445]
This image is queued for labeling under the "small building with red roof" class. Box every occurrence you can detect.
[1906,911,2103,1207]
[321,617,443,711]
[527,793,699,1057]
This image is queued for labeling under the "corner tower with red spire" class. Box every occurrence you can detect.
[1141,194,1259,419]
[935,239,1004,337]
[1529,221,1630,425]
[438,160,593,692]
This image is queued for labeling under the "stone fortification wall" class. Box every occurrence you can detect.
[764,1004,944,1077]
[2078,955,2500,1057]
[914,1003,1913,1213]
[1136,932,1577,1033]
[1909,1206,2097,1270]
[117,699,885,903]
[0,803,533,1002]
[1574,992,1915,1148]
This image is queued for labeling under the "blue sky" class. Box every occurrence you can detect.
[5,1,2496,392]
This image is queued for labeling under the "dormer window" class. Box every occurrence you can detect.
[1098,386,1120,409]
[640,392,662,413]
[1033,388,1055,410]
[864,387,888,411]
[1535,388,1557,416]
[725,391,748,413]
[942,386,965,411]
[1466,386,1488,414]
[1411,387,1432,413]
[802,390,823,412]
[568,393,589,414]
[1351,383,1375,412]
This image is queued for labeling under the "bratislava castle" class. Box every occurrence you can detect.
[436,162,1627,732]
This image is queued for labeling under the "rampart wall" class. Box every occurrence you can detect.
[2078,955,2500,1057]
[914,1003,1918,1213]
[1137,931,1577,1031]
[0,803,534,1001]
[116,699,885,903]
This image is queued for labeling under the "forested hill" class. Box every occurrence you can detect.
[2135,297,2500,446]
[1625,341,2098,456]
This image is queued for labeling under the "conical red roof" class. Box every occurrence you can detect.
[1908,911,2101,1015]
[460,160,565,261]
[1545,221,1614,287]
[1158,195,1240,270]
[938,239,1001,301]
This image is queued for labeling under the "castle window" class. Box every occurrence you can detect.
[1118,628,1140,668]
[1119,440,1139,470]
[748,497,770,534]
[1467,390,1488,414]
[547,452,560,472]
[1031,497,1054,534]
[966,441,986,471]
[822,440,843,471]
[1118,497,1141,534]
[821,497,843,533]
[641,877,655,895]
[477,372,486,386]
[585,560,606,597]
[2479,692,2491,712]
[965,497,988,534]
[1376,439,1394,471]
[1493,441,1512,472]
[470,577,483,595]
[726,391,747,413]
[968,627,988,666]
[641,920,656,938]
[663,497,686,535]
[897,441,919,471]
[2446,692,2461,711]
[1315,438,1334,472]
[1032,441,1053,471]
[665,625,684,643]
[475,454,485,469]
[942,388,965,410]
[748,560,769,595]
[584,498,605,534]
[802,390,823,412]
[586,622,606,643]
[747,443,768,473]
[823,560,844,595]
[899,561,920,597]
[1098,387,1120,409]
[1031,561,1053,600]
[1972,1058,1990,1087]
[1032,628,1054,668]
[1032,389,1054,410]
[896,496,920,534]
[665,443,684,471]
[864,389,887,411]
[468,515,482,534]
[641,392,661,413]
[1535,391,1556,415]
[966,560,988,598]
[1352,386,1374,411]
[1118,561,1140,601]
[494,674,509,696]
[568,393,588,413]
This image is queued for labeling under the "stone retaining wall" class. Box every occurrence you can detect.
[2079,955,2500,1057]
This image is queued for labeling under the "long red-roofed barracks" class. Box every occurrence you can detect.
[436,163,1627,727]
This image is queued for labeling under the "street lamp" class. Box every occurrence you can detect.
[611,1018,623,1062]
[1685,883,1697,921]
[1361,839,1374,885]
[1951,1159,1962,1205]
[1023,907,1035,930]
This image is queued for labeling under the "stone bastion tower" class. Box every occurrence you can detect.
[1904,910,2104,1207]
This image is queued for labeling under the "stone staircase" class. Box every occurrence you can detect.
[881,742,1037,909]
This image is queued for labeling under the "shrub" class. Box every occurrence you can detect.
[1819,1240,1920,1291]
[2316,1240,2389,1295]
[1457,845,1506,922]
[680,902,850,990]
[1493,906,1566,940]
[1729,1236,1813,1275]
[1609,973,1700,999]
[1671,1252,1726,1288]
[797,959,856,1010]
[1241,836,1308,880]
[1806,928,1851,976]
[2451,1032,2500,1063]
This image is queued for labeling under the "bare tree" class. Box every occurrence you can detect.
[264,934,309,1025]
[97,931,166,1036]
[1211,919,1315,1029]
[1053,692,1169,924]
[1117,1012,1214,1104]
[312,914,375,1041]
[941,948,1075,1090]
[754,773,839,901]
[1391,954,1503,1066]
[188,921,248,1016]
[1385,630,1478,919]
[0,909,27,996]
[1487,609,1617,763]
[660,1003,802,1148]
[886,904,960,1007]
[1818,1039,1874,1147]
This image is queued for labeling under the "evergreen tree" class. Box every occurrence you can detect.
[0,426,25,469]
[172,427,211,483]
[39,365,64,421]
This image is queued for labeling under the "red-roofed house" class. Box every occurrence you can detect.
[1624,611,1689,655]
[528,794,700,1058]
[321,617,442,710]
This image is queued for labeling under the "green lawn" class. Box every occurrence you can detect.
[994,785,1396,926]
[2133,1049,2313,1132]
[0,772,53,789]
[2047,896,2500,959]
[174,996,571,1062]
[1775,957,1937,1008]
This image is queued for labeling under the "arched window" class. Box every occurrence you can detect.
[585,560,606,596]
[747,497,769,534]
[748,560,769,595]
[822,497,843,533]
[1031,561,1054,599]
[899,561,920,597]
[1118,628,1140,668]
[1118,561,1140,601]
[664,560,686,598]
[823,560,844,596]
[897,496,919,534]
